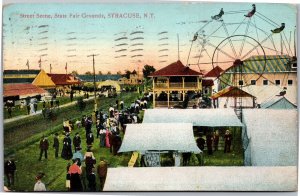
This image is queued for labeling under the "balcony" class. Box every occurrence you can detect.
[154,82,199,90]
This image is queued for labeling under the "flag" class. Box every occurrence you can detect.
[26,59,29,69]
[65,63,68,74]
[38,57,41,69]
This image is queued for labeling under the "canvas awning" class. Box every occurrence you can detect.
[118,123,201,153]
[104,166,297,191]
[143,109,243,127]
[211,86,255,100]
[242,109,297,166]
[260,96,297,109]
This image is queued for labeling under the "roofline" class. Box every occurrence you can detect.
[149,74,203,77]
[224,71,297,74]
[265,96,297,108]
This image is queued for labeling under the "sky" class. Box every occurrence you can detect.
[2,2,297,74]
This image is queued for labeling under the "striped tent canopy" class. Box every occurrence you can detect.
[224,55,293,74]
[211,86,255,100]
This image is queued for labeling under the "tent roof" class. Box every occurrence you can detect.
[118,123,201,153]
[204,66,224,77]
[4,83,47,97]
[243,109,298,166]
[143,109,243,127]
[149,60,203,77]
[104,166,297,191]
[211,86,255,100]
[98,80,121,91]
[224,55,295,73]
[47,74,81,85]
[260,96,297,109]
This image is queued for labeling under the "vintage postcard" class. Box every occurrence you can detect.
[2,0,298,192]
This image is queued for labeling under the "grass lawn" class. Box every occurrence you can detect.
[4,92,140,191]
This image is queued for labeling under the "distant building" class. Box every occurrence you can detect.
[218,55,297,105]
[78,74,122,82]
[202,79,214,97]
[118,73,143,85]
[4,69,42,84]
[47,73,81,90]
[203,66,224,93]
[4,83,48,105]
[149,60,203,108]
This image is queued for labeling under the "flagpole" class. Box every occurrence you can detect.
[26,59,29,70]
[39,57,42,70]
[50,64,52,74]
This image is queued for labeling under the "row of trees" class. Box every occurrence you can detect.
[71,64,156,79]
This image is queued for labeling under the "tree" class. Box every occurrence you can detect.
[71,70,78,76]
[107,71,111,75]
[98,71,103,75]
[124,70,131,79]
[85,71,92,75]
[116,71,122,75]
[143,65,156,78]
[132,70,137,75]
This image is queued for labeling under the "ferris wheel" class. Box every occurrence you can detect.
[186,4,296,118]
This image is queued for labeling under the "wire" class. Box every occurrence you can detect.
[283,32,293,55]
[253,16,260,42]
[255,13,277,28]
[256,11,279,27]
[221,21,238,58]
[241,34,272,60]
[232,17,246,36]
[238,19,252,58]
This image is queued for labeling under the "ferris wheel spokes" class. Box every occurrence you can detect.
[221,21,238,58]
[240,34,272,60]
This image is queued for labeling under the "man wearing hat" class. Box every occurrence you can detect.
[73,132,81,151]
[4,156,16,187]
[39,136,49,161]
[53,133,59,159]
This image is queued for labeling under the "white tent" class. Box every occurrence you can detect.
[118,123,201,153]
[97,80,121,92]
[104,166,297,191]
[143,109,243,127]
[242,109,298,166]
[260,96,297,109]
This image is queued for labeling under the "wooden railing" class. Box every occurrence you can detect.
[154,100,198,108]
[154,82,198,89]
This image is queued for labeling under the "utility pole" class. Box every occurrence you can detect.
[87,54,99,111]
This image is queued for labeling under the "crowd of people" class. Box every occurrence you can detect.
[33,94,149,192]
[4,91,236,192]
[195,129,233,165]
